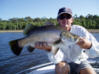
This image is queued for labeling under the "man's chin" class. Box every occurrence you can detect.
[65,25,71,31]
[65,25,69,27]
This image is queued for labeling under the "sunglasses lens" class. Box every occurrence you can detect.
[59,14,71,20]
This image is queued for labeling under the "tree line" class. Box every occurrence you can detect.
[0,14,99,30]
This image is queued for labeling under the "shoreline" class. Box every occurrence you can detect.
[88,29,99,33]
[0,30,23,32]
[0,29,99,33]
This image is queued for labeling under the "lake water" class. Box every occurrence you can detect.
[0,32,99,74]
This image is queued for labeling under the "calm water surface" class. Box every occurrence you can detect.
[0,32,99,74]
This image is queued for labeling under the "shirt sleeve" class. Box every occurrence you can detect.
[79,26,99,58]
[47,49,64,64]
[87,34,99,58]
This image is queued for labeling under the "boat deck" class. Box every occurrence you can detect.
[17,62,99,74]
[29,64,55,74]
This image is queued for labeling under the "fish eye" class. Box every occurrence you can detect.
[61,31,65,37]
[63,32,66,35]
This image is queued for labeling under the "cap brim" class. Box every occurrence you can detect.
[57,12,72,19]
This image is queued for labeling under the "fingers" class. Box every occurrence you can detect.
[35,42,46,48]
[35,41,48,48]
[35,41,51,51]
[77,37,85,45]
[76,37,86,48]
[76,37,92,49]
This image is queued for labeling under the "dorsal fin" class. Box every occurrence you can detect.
[23,22,56,35]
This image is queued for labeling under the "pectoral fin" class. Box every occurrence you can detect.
[27,46,35,52]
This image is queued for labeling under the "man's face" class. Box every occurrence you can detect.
[58,13,73,31]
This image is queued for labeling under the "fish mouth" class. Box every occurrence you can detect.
[60,31,79,43]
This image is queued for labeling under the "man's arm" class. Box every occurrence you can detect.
[76,26,99,57]
[77,37,92,49]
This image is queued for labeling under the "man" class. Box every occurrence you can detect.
[35,7,99,74]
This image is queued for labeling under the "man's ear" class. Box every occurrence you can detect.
[71,17,74,24]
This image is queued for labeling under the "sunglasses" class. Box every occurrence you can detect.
[58,14,72,20]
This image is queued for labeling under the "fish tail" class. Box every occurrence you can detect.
[9,39,23,56]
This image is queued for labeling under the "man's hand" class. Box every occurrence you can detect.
[76,37,92,49]
[35,41,51,52]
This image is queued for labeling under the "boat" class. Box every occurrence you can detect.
[17,62,99,74]
[17,62,54,74]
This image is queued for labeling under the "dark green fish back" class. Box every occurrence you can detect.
[24,24,58,35]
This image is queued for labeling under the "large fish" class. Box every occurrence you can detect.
[9,24,79,56]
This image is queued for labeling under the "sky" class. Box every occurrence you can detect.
[0,0,99,20]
